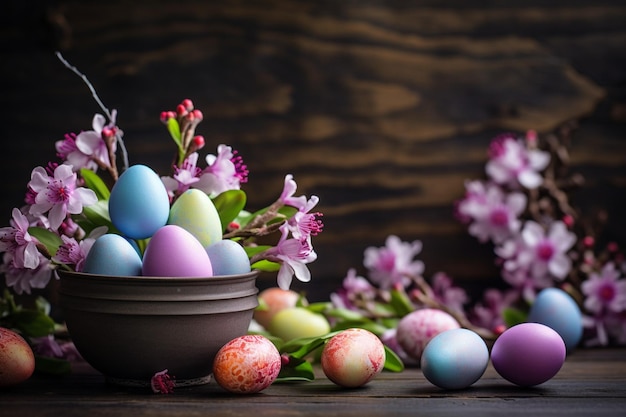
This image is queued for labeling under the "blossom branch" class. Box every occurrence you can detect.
[55,51,129,176]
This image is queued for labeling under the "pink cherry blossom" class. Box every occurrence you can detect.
[161,152,202,197]
[1,251,53,295]
[0,208,40,269]
[195,145,248,196]
[519,220,576,280]
[363,235,424,289]
[53,227,105,272]
[27,164,98,231]
[284,194,323,241]
[582,262,626,314]
[485,134,550,189]
[260,226,317,290]
[456,180,527,244]
[330,268,377,311]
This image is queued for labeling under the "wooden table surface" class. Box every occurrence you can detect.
[2,348,624,417]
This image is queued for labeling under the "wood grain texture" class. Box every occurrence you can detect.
[1,0,625,300]
[1,348,625,417]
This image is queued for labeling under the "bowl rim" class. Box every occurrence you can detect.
[56,269,260,283]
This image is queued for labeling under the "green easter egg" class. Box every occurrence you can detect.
[168,189,223,247]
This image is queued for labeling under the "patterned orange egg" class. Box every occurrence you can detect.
[213,335,282,394]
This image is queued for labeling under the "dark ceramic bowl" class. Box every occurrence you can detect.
[58,270,259,386]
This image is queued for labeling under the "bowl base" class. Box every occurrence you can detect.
[106,374,212,388]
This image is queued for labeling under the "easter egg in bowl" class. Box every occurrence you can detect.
[57,268,260,386]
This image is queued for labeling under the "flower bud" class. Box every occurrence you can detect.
[182,99,194,111]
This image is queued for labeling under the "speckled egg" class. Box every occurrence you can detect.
[396,308,461,362]
[321,328,386,388]
[491,322,566,387]
[213,334,282,394]
[421,328,489,390]
[168,189,223,248]
[141,225,213,277]
[528,288,582,352]
[82,234,143,276]
[205,239,251,276]
[108,165,170,239]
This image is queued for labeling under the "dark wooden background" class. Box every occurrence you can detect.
[2,0,625,301]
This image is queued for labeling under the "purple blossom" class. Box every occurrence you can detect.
[469,288,517,332]
[195,145,248,196]
[581,263,626,314]
[1,251,54,295]
[261,226,317,290]
[456,180,527,244]
[497,221,576,298]
[53,227,106,272]
[27,164,98,230]
[330,268,376,311]
[279,174,308,210]
[485,134,550,189]
[161,152,202,198]
[0,208,41,269]
[430,272,468,313]
[284,195,323,240]
[55,133,98,172]
[363,235,424,290]
[56,112,117,171]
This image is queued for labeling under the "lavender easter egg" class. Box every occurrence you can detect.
[168,189,222,247]
[421,328,489,389]
[142,225,213,277]
[205,239,251,276]
[528,288,582,352]
[396,308,461,361]
[82,234,143,276]
[109,165,170,239]
[491,322,566,387]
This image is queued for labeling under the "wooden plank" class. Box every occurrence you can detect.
[1,0,625,301]
[1,349,625,417]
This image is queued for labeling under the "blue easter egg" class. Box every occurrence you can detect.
[528,288,583,352]
[205,239,251,276]
[83,234,143,276]
[109,165,170,239]
[420,328,489,390]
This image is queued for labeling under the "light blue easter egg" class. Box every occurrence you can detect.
[420,328,489,390]
[109,165,170,239]
[83,234,143,276]
[205,239,251,276]
[168,189,223,247]
[528,288,583,352]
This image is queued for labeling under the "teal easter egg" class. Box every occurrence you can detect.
[142,225,213,277]
[528,288,583,352]
[83,234,143,276]
[168,189,222,247]
[205,239,251,276]
[421,328,489,390]
[109,165,170,239]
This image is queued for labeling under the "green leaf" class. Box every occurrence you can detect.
[330,320,389,337]
[79,200,113,227]
[27,227,63,256]
[212,190,247,231]
[502,307,527,328]
[276,359,315,382]
[389,288,415,317]
[250,259,281,272]
[34,356,72,375]
[79,168,110,200]
[383,345,405,372]
[280,332,339,358]
[167,117,182,145]
[7,310,56,337]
